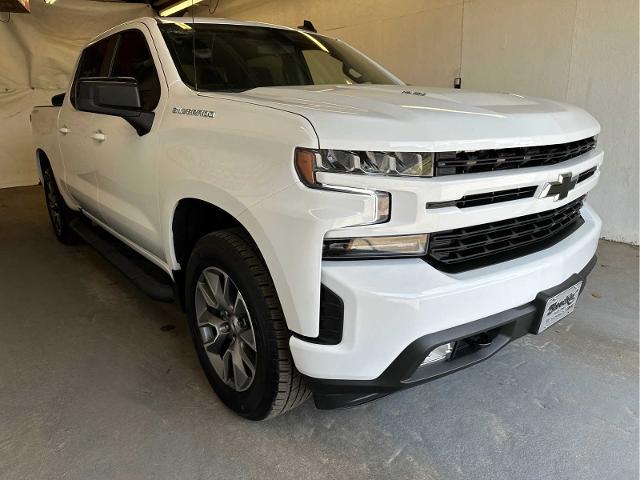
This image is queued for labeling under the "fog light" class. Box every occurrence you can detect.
[420,342,454,366]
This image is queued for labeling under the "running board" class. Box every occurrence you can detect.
[69,217,175,303]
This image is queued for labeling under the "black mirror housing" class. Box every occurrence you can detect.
[51,92,65,107]
[76,77,154,136]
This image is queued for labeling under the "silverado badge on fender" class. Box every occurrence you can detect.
[172,107,216,118]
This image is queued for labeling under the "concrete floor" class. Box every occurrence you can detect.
[0,185,638,480]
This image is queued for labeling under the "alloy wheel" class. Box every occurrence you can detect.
[194,267,258,392]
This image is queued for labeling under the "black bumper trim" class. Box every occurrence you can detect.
[304,255,597,410]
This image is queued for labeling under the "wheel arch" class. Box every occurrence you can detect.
[169,197,267,311]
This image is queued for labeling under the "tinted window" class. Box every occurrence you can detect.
[71,36,115,106]
[159,23,400,92]
[111,30,161,111]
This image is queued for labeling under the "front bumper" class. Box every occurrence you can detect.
[290,203,601,407]
[304,254,596,409]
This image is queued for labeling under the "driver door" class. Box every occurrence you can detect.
[91,27,166,259]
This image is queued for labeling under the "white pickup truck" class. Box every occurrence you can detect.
[31,17,603,420]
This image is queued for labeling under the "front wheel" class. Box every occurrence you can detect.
[185,229,310,420]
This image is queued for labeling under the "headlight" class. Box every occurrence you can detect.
[295,148,391,225]
[323,234,429,259]
[295,148,434,184]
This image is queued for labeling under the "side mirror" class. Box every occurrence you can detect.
[76,77,154,136]
[52,92,65,107]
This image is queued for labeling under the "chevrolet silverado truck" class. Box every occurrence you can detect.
[31,17,603,420]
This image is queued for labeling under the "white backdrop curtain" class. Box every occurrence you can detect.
[0,0,151,188]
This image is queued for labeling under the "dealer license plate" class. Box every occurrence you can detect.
[537,282,583,333]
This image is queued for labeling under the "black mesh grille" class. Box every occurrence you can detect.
[426,197,585,272]
[317,286,344,345]
[577,166,597,183]
[426,185,538,209]
[434,137,596,176]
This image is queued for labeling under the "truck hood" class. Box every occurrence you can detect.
[204,85,600,151]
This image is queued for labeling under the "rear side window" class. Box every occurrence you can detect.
[70,36,116,107]
[110,30,161,111]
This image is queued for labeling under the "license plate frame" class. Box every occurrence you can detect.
[536,281,583,334]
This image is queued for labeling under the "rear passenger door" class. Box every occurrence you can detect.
[92,27,167,260]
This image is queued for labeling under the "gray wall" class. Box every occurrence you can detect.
[195,0,639,244]
[461,0,638,244]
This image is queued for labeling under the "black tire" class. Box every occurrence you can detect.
[41,163,79,245]
[185,229,310,420]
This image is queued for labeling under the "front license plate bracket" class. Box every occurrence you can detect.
[533,280,583,334]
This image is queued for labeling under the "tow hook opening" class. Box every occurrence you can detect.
[451,328,501,360]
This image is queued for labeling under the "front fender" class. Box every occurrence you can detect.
[161,179,376,337]
[240,182,378,337]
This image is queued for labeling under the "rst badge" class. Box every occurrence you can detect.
[401,90,426,97]
[172,107,216,118]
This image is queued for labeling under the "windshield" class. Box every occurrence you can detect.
[159,23,402,92]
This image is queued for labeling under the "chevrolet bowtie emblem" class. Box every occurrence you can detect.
[541,173,578,201]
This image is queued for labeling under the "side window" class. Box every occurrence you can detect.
[111,30,161,111]
[70,36,115,107]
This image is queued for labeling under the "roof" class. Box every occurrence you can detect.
[157,16,305,32]
[88,16,328,48]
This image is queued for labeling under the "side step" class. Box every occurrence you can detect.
[69,217,175,303]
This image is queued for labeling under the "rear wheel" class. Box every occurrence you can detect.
[42,164,78,245]
[185,229,310,420]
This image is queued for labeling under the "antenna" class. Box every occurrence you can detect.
[298,20,317,33]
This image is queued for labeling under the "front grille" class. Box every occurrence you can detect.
[577,166,597,183]
[434,137,596,176]
[426,185,538,209]
[426,196,585,272]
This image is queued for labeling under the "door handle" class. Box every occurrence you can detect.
[58,126,69,135]
[90,131,106,143]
